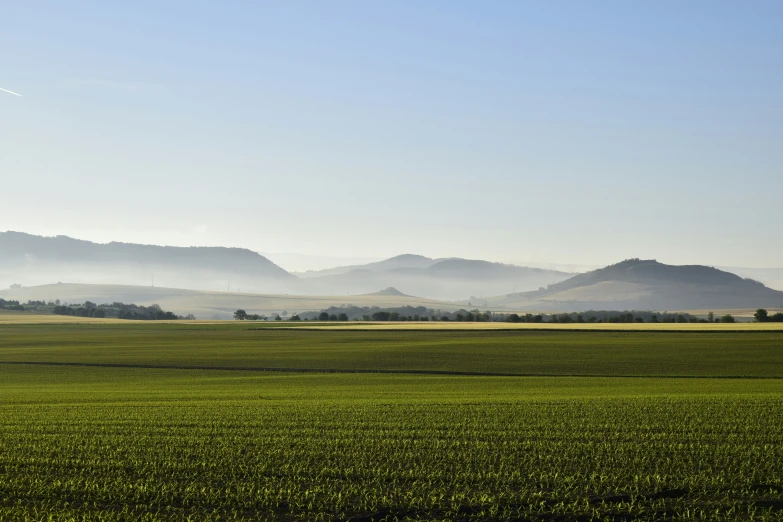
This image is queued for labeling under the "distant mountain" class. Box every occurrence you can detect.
[0,231,295,293]
[261,252,380,274]
[301,256,572,300]
[426,259,549,279]
[367,254,440,271]
[365,287,410,297]
[0,233,570,300]
[719,266,783,292]
[296,254,438,278]
[484,259,783,311]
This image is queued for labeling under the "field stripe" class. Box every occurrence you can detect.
[2,360,781,379]
[250,326,783,334]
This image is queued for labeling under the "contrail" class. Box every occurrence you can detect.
[0,87,23,97]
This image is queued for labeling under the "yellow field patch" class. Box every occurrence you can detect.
[282,321,783,331]
[0,311,130,324]
[2,309,781,330]
[678,308,783,318]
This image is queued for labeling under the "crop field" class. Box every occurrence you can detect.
[265,322,783,332]
[2,323,783,520]
[3,323,783,377]
[0,310,129,324]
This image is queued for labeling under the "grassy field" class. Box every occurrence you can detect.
[2,323,783,520]
[2,323,783,377]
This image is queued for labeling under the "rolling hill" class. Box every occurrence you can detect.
[718,266,783,292]
[9,233,774,311]
[299,256,571,300]
[0,283,466,320]
[483,259,783,311]
[295,254,438,278]
[0,231,296,294]
[0,233,570,300]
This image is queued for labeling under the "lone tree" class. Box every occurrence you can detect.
[755,309,769,322]
[233,309,248,321]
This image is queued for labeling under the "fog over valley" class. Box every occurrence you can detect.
[3,232,782,320]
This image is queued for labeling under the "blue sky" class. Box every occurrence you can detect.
[2,1,782,269]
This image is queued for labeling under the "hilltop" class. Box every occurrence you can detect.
[484,259,783,311]
[296,254,438,278]
[365,287,410,297]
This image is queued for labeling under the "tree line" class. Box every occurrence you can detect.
[754,309,783,322]
[233,310,300,321]
[0,298,193,320]
[0,299,25,311]
[232,306,727,324]
[50,301,192,320]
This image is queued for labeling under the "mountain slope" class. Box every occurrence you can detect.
[485,259,783,311]
[0,231,295,292]
[296,254,438,278]
[426,259,553,280]
[719,266,783,292]
[0,233,569,300]
[301,257,571,300]
[0,231,293,277]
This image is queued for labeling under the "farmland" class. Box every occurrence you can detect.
[2,322,783,520]
[2,323,783,377]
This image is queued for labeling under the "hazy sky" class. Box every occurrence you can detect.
[2,1,782,270]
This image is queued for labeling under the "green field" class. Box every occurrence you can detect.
[2,323,783,377]
[2,323,783,520]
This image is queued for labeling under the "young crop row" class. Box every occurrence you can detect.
[2,396,783,520]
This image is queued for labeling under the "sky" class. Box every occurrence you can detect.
[2,1,782,271]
